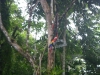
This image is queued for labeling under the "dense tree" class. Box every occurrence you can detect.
[0,0,12,75]
[0,0,100,75]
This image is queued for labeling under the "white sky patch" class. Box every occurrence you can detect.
[31,17,46,40]
[68,12,76,29]
[69,19,76,29]
[68,13,79,33]
[32,28,46,40]
[14,0,27,17]
[14,0,46,40]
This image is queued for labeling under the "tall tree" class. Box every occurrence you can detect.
[1,0,100,75]
[40,0,54,72]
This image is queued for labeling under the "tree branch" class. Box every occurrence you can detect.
[59,0,76,21]
[0,13,35,68]
[32,0,40,11]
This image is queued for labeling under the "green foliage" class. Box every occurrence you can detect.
[10,50,33,75]
[71,1,100,74]
[50,65,63,75]
[0,0,12,75]
[42,65,63,75]
[0,1,33,75]
[1,0,100,75]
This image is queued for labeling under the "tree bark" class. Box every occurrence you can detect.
[51,0,54,21]
[40,0,54,71]
[39,54,41,75]
[62,27,66,75]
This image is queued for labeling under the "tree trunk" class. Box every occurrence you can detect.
[26,3,32,51]
[62,23,66,75]
[40,0,54,72]
[39,54,41,75]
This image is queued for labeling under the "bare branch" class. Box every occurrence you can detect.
[59,0,76,21]
[28,0,40,14]
[32,0,40,11]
